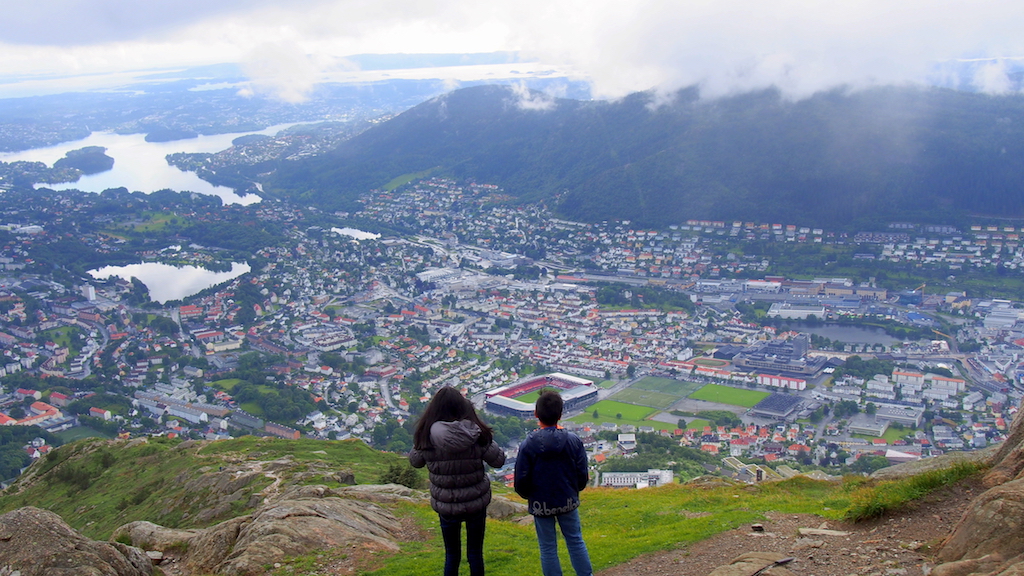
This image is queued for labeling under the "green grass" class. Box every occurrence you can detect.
[569,400,671,430]
[0,437,403,540]
[597,380,617,389]
[384,169,438,191]
[609,388,680,409]
[688,384,769,408]
[852,427,914,443]
[631,377,702,396]
[684,418,712,430]
[56,426,112,443]
[134,211,181,232]
[210,379,270,416]
[276,477,848,576]
[211,378,244,391]
[516,391,541,405]
[39,326,84,356]
[239,402,264,416]
[844,461,985,521]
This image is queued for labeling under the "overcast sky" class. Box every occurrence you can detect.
[2,0,1023,100]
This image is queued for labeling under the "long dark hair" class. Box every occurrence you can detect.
[412,386,494,450]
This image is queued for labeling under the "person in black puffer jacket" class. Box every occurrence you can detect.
[409,387,506,576]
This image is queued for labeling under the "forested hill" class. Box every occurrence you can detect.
[265,84,1024,229]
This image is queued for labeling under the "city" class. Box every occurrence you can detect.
[0,176,1019,486]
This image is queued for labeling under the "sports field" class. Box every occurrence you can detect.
[568,400,667,429]
[687,383,769,408]
[631,376,703,397]
[516,391,541,405]
[609,388,679,409]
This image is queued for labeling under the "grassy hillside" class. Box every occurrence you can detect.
[0,435,986,576]
[0,436,403,539]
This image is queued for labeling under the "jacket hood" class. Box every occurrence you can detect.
[430,420,481,451]
[533,427,570,455]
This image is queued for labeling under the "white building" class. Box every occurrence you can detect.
[601,469,674,488]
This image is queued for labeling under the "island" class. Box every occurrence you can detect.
[52,146,114,175]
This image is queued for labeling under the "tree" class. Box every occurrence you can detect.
[378,462,421,489]
[851,454,890,474]
[865,402,877,416]
[677,418,687,429]
[592,409,599,419]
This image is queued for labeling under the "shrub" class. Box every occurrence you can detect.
[378,462,421,489]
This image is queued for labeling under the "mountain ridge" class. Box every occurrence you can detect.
[264,84,1024,229]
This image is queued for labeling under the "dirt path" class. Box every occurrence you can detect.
[597,476,980,576]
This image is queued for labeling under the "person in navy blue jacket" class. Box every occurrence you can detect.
[514,390,593,576]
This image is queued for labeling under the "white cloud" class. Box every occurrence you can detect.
[240,42,321,103]
[1,0,1024,100]
[971,60,1017,94]
[510,82,555,111]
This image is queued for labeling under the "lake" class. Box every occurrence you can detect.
[332,227,380,240]
[0,124,297,205]
[783,321,900,345]
[89,262,251,304]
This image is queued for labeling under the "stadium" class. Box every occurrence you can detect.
[485,372,599,418]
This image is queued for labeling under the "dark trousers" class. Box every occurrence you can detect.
[438,509,487,576]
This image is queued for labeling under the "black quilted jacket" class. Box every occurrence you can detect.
[409,420,506,517]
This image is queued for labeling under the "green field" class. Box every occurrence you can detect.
[688,384,769,408]
[568,400,674,430]
[56,427,112,443]
[853,427,914,443]
[597,380,617,389]
[211,378,244,391]
[631,376,702,397]
[609,388,680,409]
[384,169,438,191]
[39,326,85,356]
[516,391,541,405]
[684,418,712,431]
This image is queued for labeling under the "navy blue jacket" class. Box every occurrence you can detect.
[514,427,589,516]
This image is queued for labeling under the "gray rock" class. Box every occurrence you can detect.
[110,521,199,552]
[144,485,407,575]
[708,551,796,576]
[0,507,152,576]
[487,495,528,519]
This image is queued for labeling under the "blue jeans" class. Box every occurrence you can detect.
[439,509,487,576]
[533,508,593,576]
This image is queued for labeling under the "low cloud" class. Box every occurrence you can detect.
[3,0,1024,101]
[509,82,555,111]
[508,0,1024,99]
[240,42,320,103]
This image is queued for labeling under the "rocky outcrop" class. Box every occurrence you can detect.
[933,403,1024,576]
[0,481,526,576]
[110,522,200,552]
[0,507,152,576]
[981,402,1024,487]
[116,484,419,576]
[485,495,529,519]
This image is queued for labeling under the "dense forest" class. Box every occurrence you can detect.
[265,84,1024,230]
